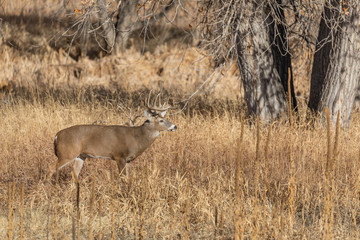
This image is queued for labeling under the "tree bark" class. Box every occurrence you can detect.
[96,0,116,51]
[308,1,360,127]
[113,0,138,54]
[95,0,175,54]
[235,2,291,122]
[268,1,297,111]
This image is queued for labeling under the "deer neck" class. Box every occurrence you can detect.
[136,124,160,146]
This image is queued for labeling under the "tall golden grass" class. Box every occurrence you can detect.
[1,2,360,238]
[1,89,360,238]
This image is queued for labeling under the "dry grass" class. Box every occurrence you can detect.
[1,2,360,239]
[1,92,360,238]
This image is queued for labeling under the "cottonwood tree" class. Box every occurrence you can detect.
[199,0,360,126]
[66,0,175,55]
[309,1,360,127]
[199,0,299,121]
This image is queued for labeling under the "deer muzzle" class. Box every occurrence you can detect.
[169,124,177,131]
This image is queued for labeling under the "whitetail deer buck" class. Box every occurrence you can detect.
[52,95,177,182]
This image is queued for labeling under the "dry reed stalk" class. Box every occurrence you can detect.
[132,208,138,240]
[88,177,95,240]
[219,208,224,238]
[7,181,15,240]
[139,199,145,240]
[98,198,103,240]
[270,201,279,239]
[183,198,190,240]
[72,171,81,240]
[324,107,332,239]
[287,67,295,234]
[260,126,272,235]
[214,206,218,238]
[76,181,81,240]
[110,169,115,240]
[37,0,43,28]
[352,208,359,239]
[251,117,261,239]
[323,108,340,239]
[139,160,150,240]
[55,165,60,186]
[99,51,103,77]
[169,196,174,240]
[254,116,260,195]
[52,199,58,240]
[263,126,271,190]
[58,48,63,63]
[324,108,332,178]
[234,116,245,240]
[19,182,24,240]
[353,150,360,239]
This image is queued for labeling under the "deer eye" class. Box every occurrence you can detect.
[159,120,164,123]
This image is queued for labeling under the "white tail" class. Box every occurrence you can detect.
[52,95,177,182]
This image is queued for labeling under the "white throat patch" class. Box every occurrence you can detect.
[153,131,160,137]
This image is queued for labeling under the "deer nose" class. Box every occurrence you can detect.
[170,125,177,131]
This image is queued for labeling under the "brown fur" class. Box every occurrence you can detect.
[51,111,177,181]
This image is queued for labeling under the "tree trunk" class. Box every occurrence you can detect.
[235,2,292,122]
[113,0,175,54]
[95,0,175,54]
[308,1,360,127]
[113,0,138,54]
[96,0,116,51]
[268,1,297,111]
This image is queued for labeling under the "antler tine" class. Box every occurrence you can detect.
[146,89,152,109]
[118,102,143,126]
[155,92,161,107]
[146,90,175,113]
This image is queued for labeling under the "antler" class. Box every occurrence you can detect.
[146,90,175,115]
[117,102,143,126]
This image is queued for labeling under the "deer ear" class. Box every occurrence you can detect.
[144,110,152,119]
[160,110,167,117]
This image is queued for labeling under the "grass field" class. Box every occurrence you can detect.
[2,1,360,239]
[2,90,360,239]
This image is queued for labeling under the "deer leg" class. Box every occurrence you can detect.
[116,158,127,175]
[54,158,75,184]
[73,156,86,182]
